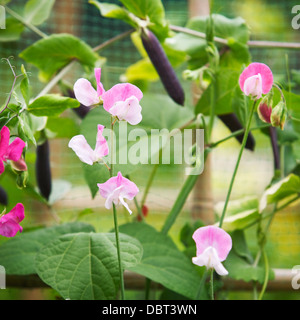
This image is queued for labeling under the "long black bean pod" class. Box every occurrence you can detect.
[218,113,256,151]
[269,126,280,170]
[141,29,185,106]
[0,186,8,206]
[36,139,52,200]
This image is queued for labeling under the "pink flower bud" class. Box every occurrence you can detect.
[11,157,28,172]
[257,102,272,124]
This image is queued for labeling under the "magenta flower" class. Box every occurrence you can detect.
[239,62,273,100]
[0,126,26,175]
[102,83,143,125]
[97,171,139,214]
[192,226,232,276]
[73,68,105,107]
[0,203,25,238]
[68,124,109,165]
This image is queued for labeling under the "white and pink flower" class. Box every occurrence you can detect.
[97,171,139,214]
[192,225,232,276]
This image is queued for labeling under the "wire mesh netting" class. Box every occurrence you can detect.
[0,0,299,272]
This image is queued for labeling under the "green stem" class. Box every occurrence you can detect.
[210,124,270,149]
[112,203,125,300]
[258,249,269,300]
[218,100,258,228]
[210,269,214,300]
[110,117,125,300]
[5,6,48,39]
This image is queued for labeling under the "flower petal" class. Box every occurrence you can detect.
[94,68,105,96]
[109,96,142,125]
[239,62,273,95]
[73,78,99,107]
[102,83,143,112]
[94,125,109,160]
[6,137,26,162]
[192,226,232,261]
[0,126,10,159]
[0,203,25,237]
[68,135,95,165]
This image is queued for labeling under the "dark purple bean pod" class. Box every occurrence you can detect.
[269,126,280,170]
[0,186,8,206]
[141,29,185,106]
[218,113,256,151]
[36,139,52,200]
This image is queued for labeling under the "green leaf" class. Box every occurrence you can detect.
[215,196,260,232]
[119,222,201,300]
[0,222,95,275]
[231,230,254,264]
[46,117,79,138]
[89,1,136,28]
[224,250,274,284]
[195,67,241,115]
[20,64,31,106]
[19,34,99,80]
[168,14,249,69]
[259,174,300,212]
[35,232,143,300]
[27,94,79,117]
[0,17,24,42]
[18,112,36,145]
[24,0,55,26]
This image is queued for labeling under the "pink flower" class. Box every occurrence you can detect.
[73,68,105,106]
[102,83,143,125]
[0,126,26,175]
[97,171,139,214]
[239,62,273,100]
[68,124,109,165]
[0,203,25,238]
[192,226,232,276]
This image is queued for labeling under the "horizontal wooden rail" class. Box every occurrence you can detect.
[5,269,297,293]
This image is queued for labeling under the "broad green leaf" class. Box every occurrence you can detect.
[24,0,55,26]
[231,230,254,264]
[124,58,159,82]
[119,222,201,300]
[0,222,95,275]
[20,34,99,80]
[89,1,137,28]
[167,14,249,69]
[215,196,260,231]
[215,196,259,217]
[195,67,241,115]
[46,117,79,139]
[0,16,24,42]
[259,174,300,212]
[35,232,143,300]
[224,250,274,284]
[27,94,79,117]
[120,0,169,39]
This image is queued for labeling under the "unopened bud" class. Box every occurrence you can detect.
[16,170,28,189]
[271,101,287,130]
[11,157,28,172]
[257,102,272,124]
